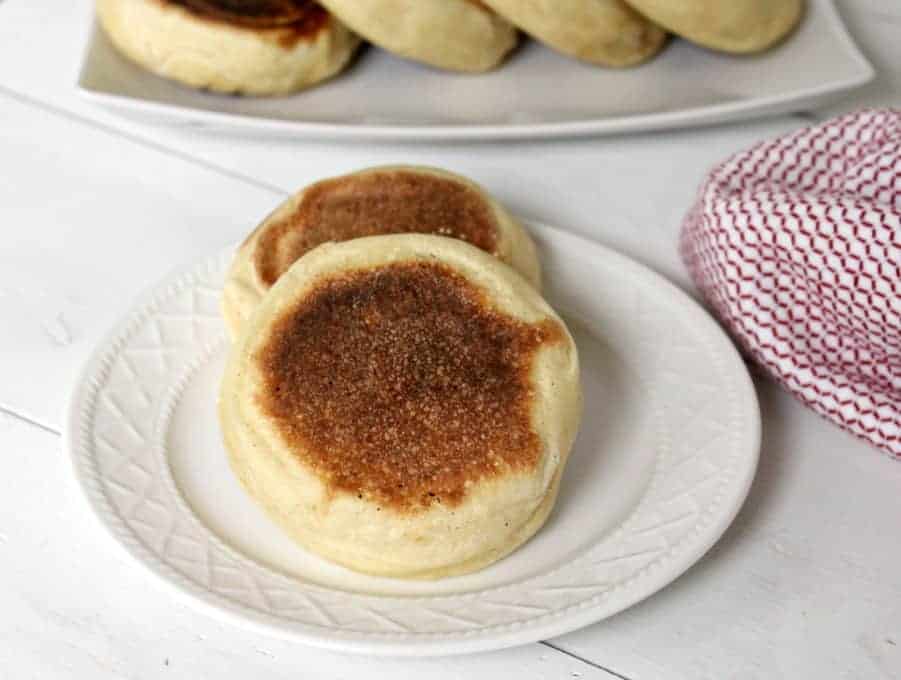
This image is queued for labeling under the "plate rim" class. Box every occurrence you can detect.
[75,0,873,141]
[64,223,761,656]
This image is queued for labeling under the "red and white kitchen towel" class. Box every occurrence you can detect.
[681,109,901,458]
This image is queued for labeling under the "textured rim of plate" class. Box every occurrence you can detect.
[75,0,873,141]
[64,223,760,656]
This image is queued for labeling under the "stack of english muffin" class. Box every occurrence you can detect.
[218,166,582,578]
[96,0,804,95]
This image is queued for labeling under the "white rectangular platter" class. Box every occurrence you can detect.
[77,0,873,141]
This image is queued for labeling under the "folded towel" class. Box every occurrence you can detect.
[681,109,901,458]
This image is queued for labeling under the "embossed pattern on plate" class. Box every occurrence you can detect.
[65,223,760,655]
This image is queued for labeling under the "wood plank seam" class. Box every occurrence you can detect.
[0,84,290,198]
[540,641,633,680]
[0,405,61,436]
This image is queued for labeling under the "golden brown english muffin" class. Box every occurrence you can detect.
[95,0,361,95]
[219,234,582,579]
[622,0,803,54]
[314,0,518,72]
[481,0,667,67]
[222,165,542,338]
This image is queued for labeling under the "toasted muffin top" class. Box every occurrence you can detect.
[253,170,501,288]
[254,261,562,512]
[161,0,330,45]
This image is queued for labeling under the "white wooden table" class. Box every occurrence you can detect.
[2,2,900,678]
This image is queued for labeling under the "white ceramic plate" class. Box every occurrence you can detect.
[76,0,872,141]
[66,223,760,656]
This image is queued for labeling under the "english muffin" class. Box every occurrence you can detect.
[219,234,581,578]
[622,0,803,54]
[95,0,360,95]
[481,0,667,67]
[314,0,518,72]
[222,166,541,338]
